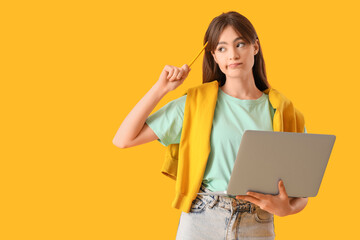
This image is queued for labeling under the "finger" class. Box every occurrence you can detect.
[246,191,267,200]
[181,64,189,71]
[168,68,177,81]
[169,68,180,81]
[182,68,191,79]
[177,69,184,79]
[278,180,288,198]
[236,195,261,206]
[181,64,191,74]
[166,66,174,80]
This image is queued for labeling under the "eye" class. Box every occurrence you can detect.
[237,42,245,47]
[217,42,245,52]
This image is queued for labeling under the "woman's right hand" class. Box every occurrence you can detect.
[155,64,191,93]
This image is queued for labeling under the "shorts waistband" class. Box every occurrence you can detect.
[197,184,258,213]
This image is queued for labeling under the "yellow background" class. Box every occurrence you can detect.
[1,0,359,239]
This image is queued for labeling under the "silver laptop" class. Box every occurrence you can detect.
[198,130,336,197]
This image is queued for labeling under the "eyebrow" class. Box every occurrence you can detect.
[217,37,244,46]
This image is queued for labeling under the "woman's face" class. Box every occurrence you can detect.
[211,25,259,80]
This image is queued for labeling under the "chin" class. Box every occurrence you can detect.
[226,72,243,78]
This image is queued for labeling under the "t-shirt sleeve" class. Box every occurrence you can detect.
[145,94,187,146]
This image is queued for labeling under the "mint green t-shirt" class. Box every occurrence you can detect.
[145,87,307,193]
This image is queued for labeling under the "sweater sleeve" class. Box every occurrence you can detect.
[145,95,186,146]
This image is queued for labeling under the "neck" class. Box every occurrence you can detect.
[220,73,263,100]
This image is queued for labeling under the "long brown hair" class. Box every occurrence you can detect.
[202,11,271,91]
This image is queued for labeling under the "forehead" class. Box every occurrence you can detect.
[217,26,245,44]
[219,26,242,38]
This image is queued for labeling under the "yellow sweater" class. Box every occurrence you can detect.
[160,80,305,213]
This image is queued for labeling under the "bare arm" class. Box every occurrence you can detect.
[112,83,168,148]
[289,197,308,215]
[112,64,191,148]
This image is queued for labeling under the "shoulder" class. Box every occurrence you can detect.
[268,88,293,108]
[181,81,218,109]
[165,94,187,110]
[171,93,187,103]
[184,81,219,100]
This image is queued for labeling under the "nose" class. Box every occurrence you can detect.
[228,45,239,60]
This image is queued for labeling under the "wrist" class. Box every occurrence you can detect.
[288,197,308,215]
[152,82,169,97]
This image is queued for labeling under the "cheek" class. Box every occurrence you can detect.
[217,57,227,69]
[219,63,228,73]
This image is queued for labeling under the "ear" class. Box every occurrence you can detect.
[254,39,259,55]
[211,51,218,64]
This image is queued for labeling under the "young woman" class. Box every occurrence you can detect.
[113,11,308,240]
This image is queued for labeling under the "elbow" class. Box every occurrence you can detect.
[112,137,127,149]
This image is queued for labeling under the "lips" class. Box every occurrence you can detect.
[228,63,242,68]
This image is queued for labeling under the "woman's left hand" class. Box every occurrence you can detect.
[236,180,294,217]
